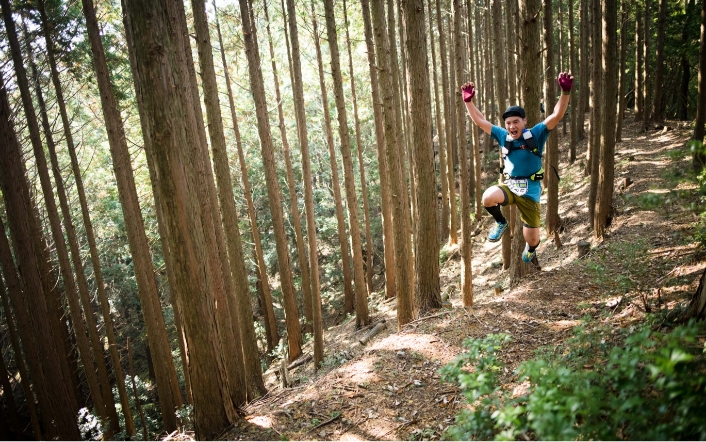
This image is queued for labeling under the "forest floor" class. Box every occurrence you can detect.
[213,114,705,441]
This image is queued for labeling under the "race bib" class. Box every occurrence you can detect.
[506,178,529,196]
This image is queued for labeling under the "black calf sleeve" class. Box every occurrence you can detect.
[484,204,507,224]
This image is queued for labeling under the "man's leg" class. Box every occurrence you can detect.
[483,186,510,242]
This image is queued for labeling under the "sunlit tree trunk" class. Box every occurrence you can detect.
[467,0,483,221]
[239,0,302,362]
[579,0,590,133]
[595,0,618,238]
[587,0,602,229]
[0,80,81,441]
[569,0,578,163]
[694,0,706,171]
[634,2,644,119]
[616,1,628,142]
[643,0,652,130]
[543,0,560,241]
[505,0,519,104]
[651,0,667,124]
[361,0,397,301]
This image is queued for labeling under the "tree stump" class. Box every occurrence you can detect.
[689,268,706,319]
[577,241,591,258]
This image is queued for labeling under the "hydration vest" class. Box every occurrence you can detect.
[502,130,544,181]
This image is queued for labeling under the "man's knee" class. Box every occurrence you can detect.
[482,186,504,207]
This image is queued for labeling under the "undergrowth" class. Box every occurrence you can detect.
[440,317,706,441]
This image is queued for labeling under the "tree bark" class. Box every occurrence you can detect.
[467,0,483,220]
[123,0,240,436]
[587,0,602,229]
[579,0,590,134]
[643,0,652,130]
[544,0,560,239]
[0,79,81,441]
[514,0,542,283]
[616,0,628,142]
[0,329,21,437]
[323,0,371,327]
[651,0,667,124]
[634,2,644,119]
[454,0,474,305]
[360,0,397,302]
[429,0,450,243]
[569,0,578,163]
[404,0,441,313]
[694,0,706,171]
[239,0,303,362]
[595,0,618,238]
[372,0,415,327]
[680,0,696,121]
[505,0,519,104]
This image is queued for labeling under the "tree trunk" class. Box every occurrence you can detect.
[543,0,560,239]
[492,0,507,125]
[372,0,415,328]
[634,2,644,119]
[89,0,185,430]
[404,0,441,313]
[467,0,483,220]
[595,0,618,238]
[454,0,474,305]
[310,2,356,318]
[429,0,450,243]
[361,0,397,302]
[0,276,42,440]
[191,0,265,401]
[587,0,602,229]
[694,0,706,171]
[643,0,652,130]
[514,0,542,283]
[43,0,134,433]
[579,0,590,134]
[616,0,628,142]
[505,0,519,104]
[680,0,696,121]
[343,0,375,299]
[558,0,567,134]
[437,2,458,246]
[216,2,278,356]
[123,0,240,436]
[569,0,578,163]
[651,0,667,124]
[238,0,303,362]
[323,0,371,328]
[689,269,706,318]
[0,79,81,441]
[0,290,23,438]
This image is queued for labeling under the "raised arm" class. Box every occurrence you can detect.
[461,82,493,135]
[544,72,574,131]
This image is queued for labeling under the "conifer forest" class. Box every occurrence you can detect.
[1,0,706,439]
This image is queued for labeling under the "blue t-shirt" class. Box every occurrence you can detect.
[490,122,550,202]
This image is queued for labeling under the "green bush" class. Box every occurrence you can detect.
[440,320,706,441]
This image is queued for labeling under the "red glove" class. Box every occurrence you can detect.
[558,72,574,93]
[461,82,475,102]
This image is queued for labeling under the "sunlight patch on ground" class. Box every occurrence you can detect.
[337,358,381,385]
[339,433,368,440]
[246,415,274,428]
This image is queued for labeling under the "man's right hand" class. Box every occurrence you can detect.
[462,82,476,102]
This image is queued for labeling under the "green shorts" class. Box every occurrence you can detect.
[497,184,541,228]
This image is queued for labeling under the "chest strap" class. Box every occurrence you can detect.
[503,131,542,158]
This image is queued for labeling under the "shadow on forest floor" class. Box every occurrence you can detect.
[214,113,704,441]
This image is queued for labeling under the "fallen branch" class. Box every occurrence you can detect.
[308,412,342,433]
[402,310,451,329]
[287,354,312,370]
[359,322,387,345]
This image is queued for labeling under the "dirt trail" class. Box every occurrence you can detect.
[217,116,704,441]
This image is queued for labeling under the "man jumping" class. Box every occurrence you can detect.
[461,72,573,263]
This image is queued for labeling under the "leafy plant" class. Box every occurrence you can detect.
[441,320,706,440]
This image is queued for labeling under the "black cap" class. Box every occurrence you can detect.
[502,105,526,120]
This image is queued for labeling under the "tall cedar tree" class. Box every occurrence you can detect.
[404,0,441,312]
[30,55,120,435]
[543,0,561,242]
[310,1,356,317]
[0,304,21,438]
[514,0,541,282]
[429,0,450,242]
[122,0,240,436]
[215,2,279,353]
[634,1,644,119]
[587,0,602,229]
[371,0,415,327]
[0,80,81,440]
[595,0,618,237]
[505,0,519,104]
[652,0,668,123]
[437,0,458,246]
[466,0,482,221]
[343,0,375,298]
[2,0,110,429]
[569,0,578,162]
[86,0,185,427]
[283,0,324,337]
[360,0,397,301]
[0,270,42,439]
[680,0,696,120]
[454,0,474,305]
[616,1,628,142]
[238,0,303,361]
[323,0,371,327]
[579,0,590,132]
[191,0,265,399]
[643,0,652,130]
[41,0,135,433]
[261,0,314,334]
[694,0,706,171]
